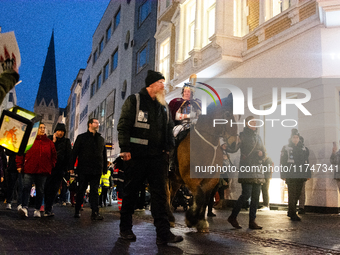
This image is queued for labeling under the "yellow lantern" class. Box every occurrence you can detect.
[0,106,40,155]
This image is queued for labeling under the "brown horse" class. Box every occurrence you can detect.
[168,93,239,232]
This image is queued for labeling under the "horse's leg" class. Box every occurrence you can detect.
[185,189,200,228]
[194,179,219,233]
[184,185,209,232]
[195,188,213,233]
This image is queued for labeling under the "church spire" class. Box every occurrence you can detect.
[34,30,58,108]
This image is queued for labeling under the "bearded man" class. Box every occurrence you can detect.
[117,70,183,245]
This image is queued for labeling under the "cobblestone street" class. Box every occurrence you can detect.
[1,202,340,254]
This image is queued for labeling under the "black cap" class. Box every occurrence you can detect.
[145,70,165,87]
[54,123,66,133]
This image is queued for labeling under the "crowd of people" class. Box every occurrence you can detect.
[2,69,340,246]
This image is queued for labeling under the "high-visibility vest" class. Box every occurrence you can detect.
[100,170,111,188]
[130,93,170,146]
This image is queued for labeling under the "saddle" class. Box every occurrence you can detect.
[170,128,190,172]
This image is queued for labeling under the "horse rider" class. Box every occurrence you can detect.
[117,70,183,245]
[168,83,201,170]
[169,83,201,137]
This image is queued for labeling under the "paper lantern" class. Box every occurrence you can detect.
[0,106,40,155]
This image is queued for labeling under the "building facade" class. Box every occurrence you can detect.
[156,0,340,211]
[69,0,158,160]
[67,69,84,144]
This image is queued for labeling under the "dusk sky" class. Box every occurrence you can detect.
[1,0,110,111]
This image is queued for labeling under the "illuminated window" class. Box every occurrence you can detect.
[266,0,290,21]
[207,1,215,39]
[185,1,196,59]
[159,38,170,83]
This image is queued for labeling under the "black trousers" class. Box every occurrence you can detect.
[6,171,23,204]
[120,154,170,239]
[207,184,219,213]
[286,180,305,216]
[99,187,109,206]
[44,172,63,212]
[75,173,101,214]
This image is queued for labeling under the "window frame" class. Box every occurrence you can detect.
[137,42,149,73]
[104,61,110,82]
[111,48,119,73]
[90,82,96,98]
[97,72,102,91]
[93,49,98,64]
[114,7,121,30]
[106,23,112,43]
[159,38,170,83]
[99,37,104,55]
[139,0,151,26]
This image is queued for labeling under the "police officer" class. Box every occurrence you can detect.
[281,129,310,221]
[117,70,183,245]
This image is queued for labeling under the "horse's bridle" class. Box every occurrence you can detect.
[193,109,239,165]
[194,126,219,166]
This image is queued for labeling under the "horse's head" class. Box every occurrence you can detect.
[196,93,239,153]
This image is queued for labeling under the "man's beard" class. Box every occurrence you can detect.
[156,89,166,106]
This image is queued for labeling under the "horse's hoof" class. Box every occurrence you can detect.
[197,228,209,233]
[170,221,175,228]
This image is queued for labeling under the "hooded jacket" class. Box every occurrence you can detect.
[48,123,72,174]
[16,134,57,175]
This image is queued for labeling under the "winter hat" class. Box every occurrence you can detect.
[291,128,300,138]
[54,123,66,133]
[145,70,165,87]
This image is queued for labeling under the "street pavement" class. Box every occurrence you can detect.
[1,202,340,255]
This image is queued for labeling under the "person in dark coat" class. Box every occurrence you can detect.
[228,116,266,230]
[117,70,183,245]
[72,118,107,220]
[4,150,21,210]
[44,123,72,216]
[281,129,310,221]
[0,148,7,203]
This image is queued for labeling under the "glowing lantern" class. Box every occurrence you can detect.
[0,106,40,155]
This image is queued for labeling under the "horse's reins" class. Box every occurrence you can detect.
[194,126,219,166]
